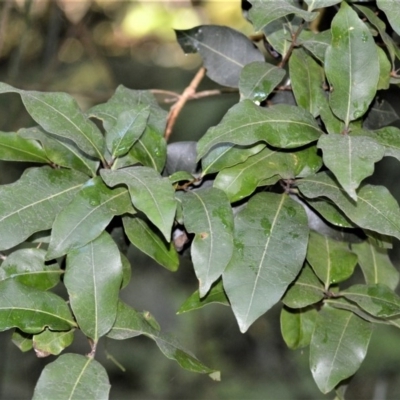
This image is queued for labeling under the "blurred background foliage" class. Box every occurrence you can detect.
[0,1,400,399]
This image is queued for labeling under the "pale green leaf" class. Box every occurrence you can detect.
[120,252,132,289]
[376,47,391,90]
[377,0,400,37]
[65,232,122,342]
[300,30,332,63]
[372,126,400,161]
[319,94,345,135]
[12,329,33,352]
[305,0,341,12]
[33,328,74,356]
[223,193,309,332]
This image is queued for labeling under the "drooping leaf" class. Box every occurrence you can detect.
[101,166,176,241]
[289,47,325,117]
[282,263,325,308]
[351,239,399,290]
[0,280,76,333]
[47,177,133,259]
[175,25,264,88]
[239,61,286,103]
[169,171,195,184]
[223,193,309,333]
[177,280,229,314]
[197,100,322,160]
[0,248,61,290]
[12,329,33,352]
[299,30,332,63]
[363,98,399,130]
[325,2,379,126]
[123,214,179,271]
[33,329,74,356]
[377,0,400,37]
[310,306,373,394]
[297,172,400,240]
[280,306,318,350]
[178,187,234,297]
[305,0,342,12]
[65,232,122,342]
[32,354,110,400]
[0,166,87,251]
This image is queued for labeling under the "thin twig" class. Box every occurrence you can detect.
[164,67,206,141]
[278,21,305,69]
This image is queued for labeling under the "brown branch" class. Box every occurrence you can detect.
[278,21,305,69]
[164,67,206,141]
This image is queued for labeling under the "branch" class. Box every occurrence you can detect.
[277,21,305,69]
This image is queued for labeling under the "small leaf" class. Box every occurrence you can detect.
[65,232,122,342]
[325,2,379,126]
[123,214,179,271]
[340,284,400,318]
[377,0,400,37]
[310,306,372,394]
[305,0,341,12]
[223,193,309,332]
[307,231,358,289]
[169,171,195,184]
[351,239,399,290]
[47,177,133,259]
[12,329,33,352]
[297,172,400,241]
[101,167,176,241]
[0,248,61,290]
[33,328,74,356]
[0,280,76,333]
[376,47,391,90]
[239,61,286,103]
[0,166,87,251]
[33,354,110,400]
[175,25,264,88]
[280,306,318,350]
[178,187,234,297]
[120,252,132,289]
[197,100,322,160]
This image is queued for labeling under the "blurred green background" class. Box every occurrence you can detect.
[0,1,400,399]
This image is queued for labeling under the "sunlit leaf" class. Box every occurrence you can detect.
[33,328,74,356]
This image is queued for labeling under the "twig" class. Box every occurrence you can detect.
[278,21,305,69]
[164,67,206,141]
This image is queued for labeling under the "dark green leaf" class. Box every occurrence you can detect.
[371,126,400,161]
[0,166,87,251]
[363,98,399,130]
[169,171,195,184]
[310,306,372,394]
[0,280,76,333]
[197,100,322,160]
[33,354,110,400]
[65,232,122,342]
[300,30,332,63]
[33,328,74,356]
[319,93,345,134]
[12,329,33,352]
[223,193,309,332]
[101,166,176,241]
[175,25,264,88]
[377,0,400,37]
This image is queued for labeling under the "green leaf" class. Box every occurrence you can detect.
[289,48,325,117]
[299,30,332,63]
[239,61,286,103]
[319,94,345,135]
[305,0,341,12]
[0,166,87,251]
[363,98,399,130]
[280,306,318,350]
[175,25,264,88]
[371,126,400,161]
[0,131,49,163]
[282,263,325,308]
[197,100,322,160]
[101,167,176,241]
[377,0,400,37]
[376,47,391,90]
[120,252,132,289]
[12,329,33,352]
[223,193,309,332]
[297,172,400,241]
[351,239,399,290]
[33,354,110,400]
[0,280,76,333]
[33,328,74,356]
[178,187,234,297]
[46,177,133,259]
[0,82,105,160]
[340,283,400,318]
[248,0,318,31]
[177,280,229,314]
[169,171,194,184]
[307,231,358,289]
[123,214,179,271]
[325,2,379,126]
[0,248,61,290]
[65,232,122,342]
[310,306,373,394]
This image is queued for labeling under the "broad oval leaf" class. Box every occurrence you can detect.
[310,306,373,394]
[33,328,74,356]
[47,177,133,259]
[178,187,234,297]
[377,0,400,37]
[325,2,379,126]
[101,166,176,241]
[65,232,122,342]
[223,193,309,333]
[175,25,264,88]
[0,248,61,290]
[0,166,87,251]
[32,354,110,400]
[197,100,322,160]
[297,172,400,241]
[318,134,385,200]
[0,280,76,333]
